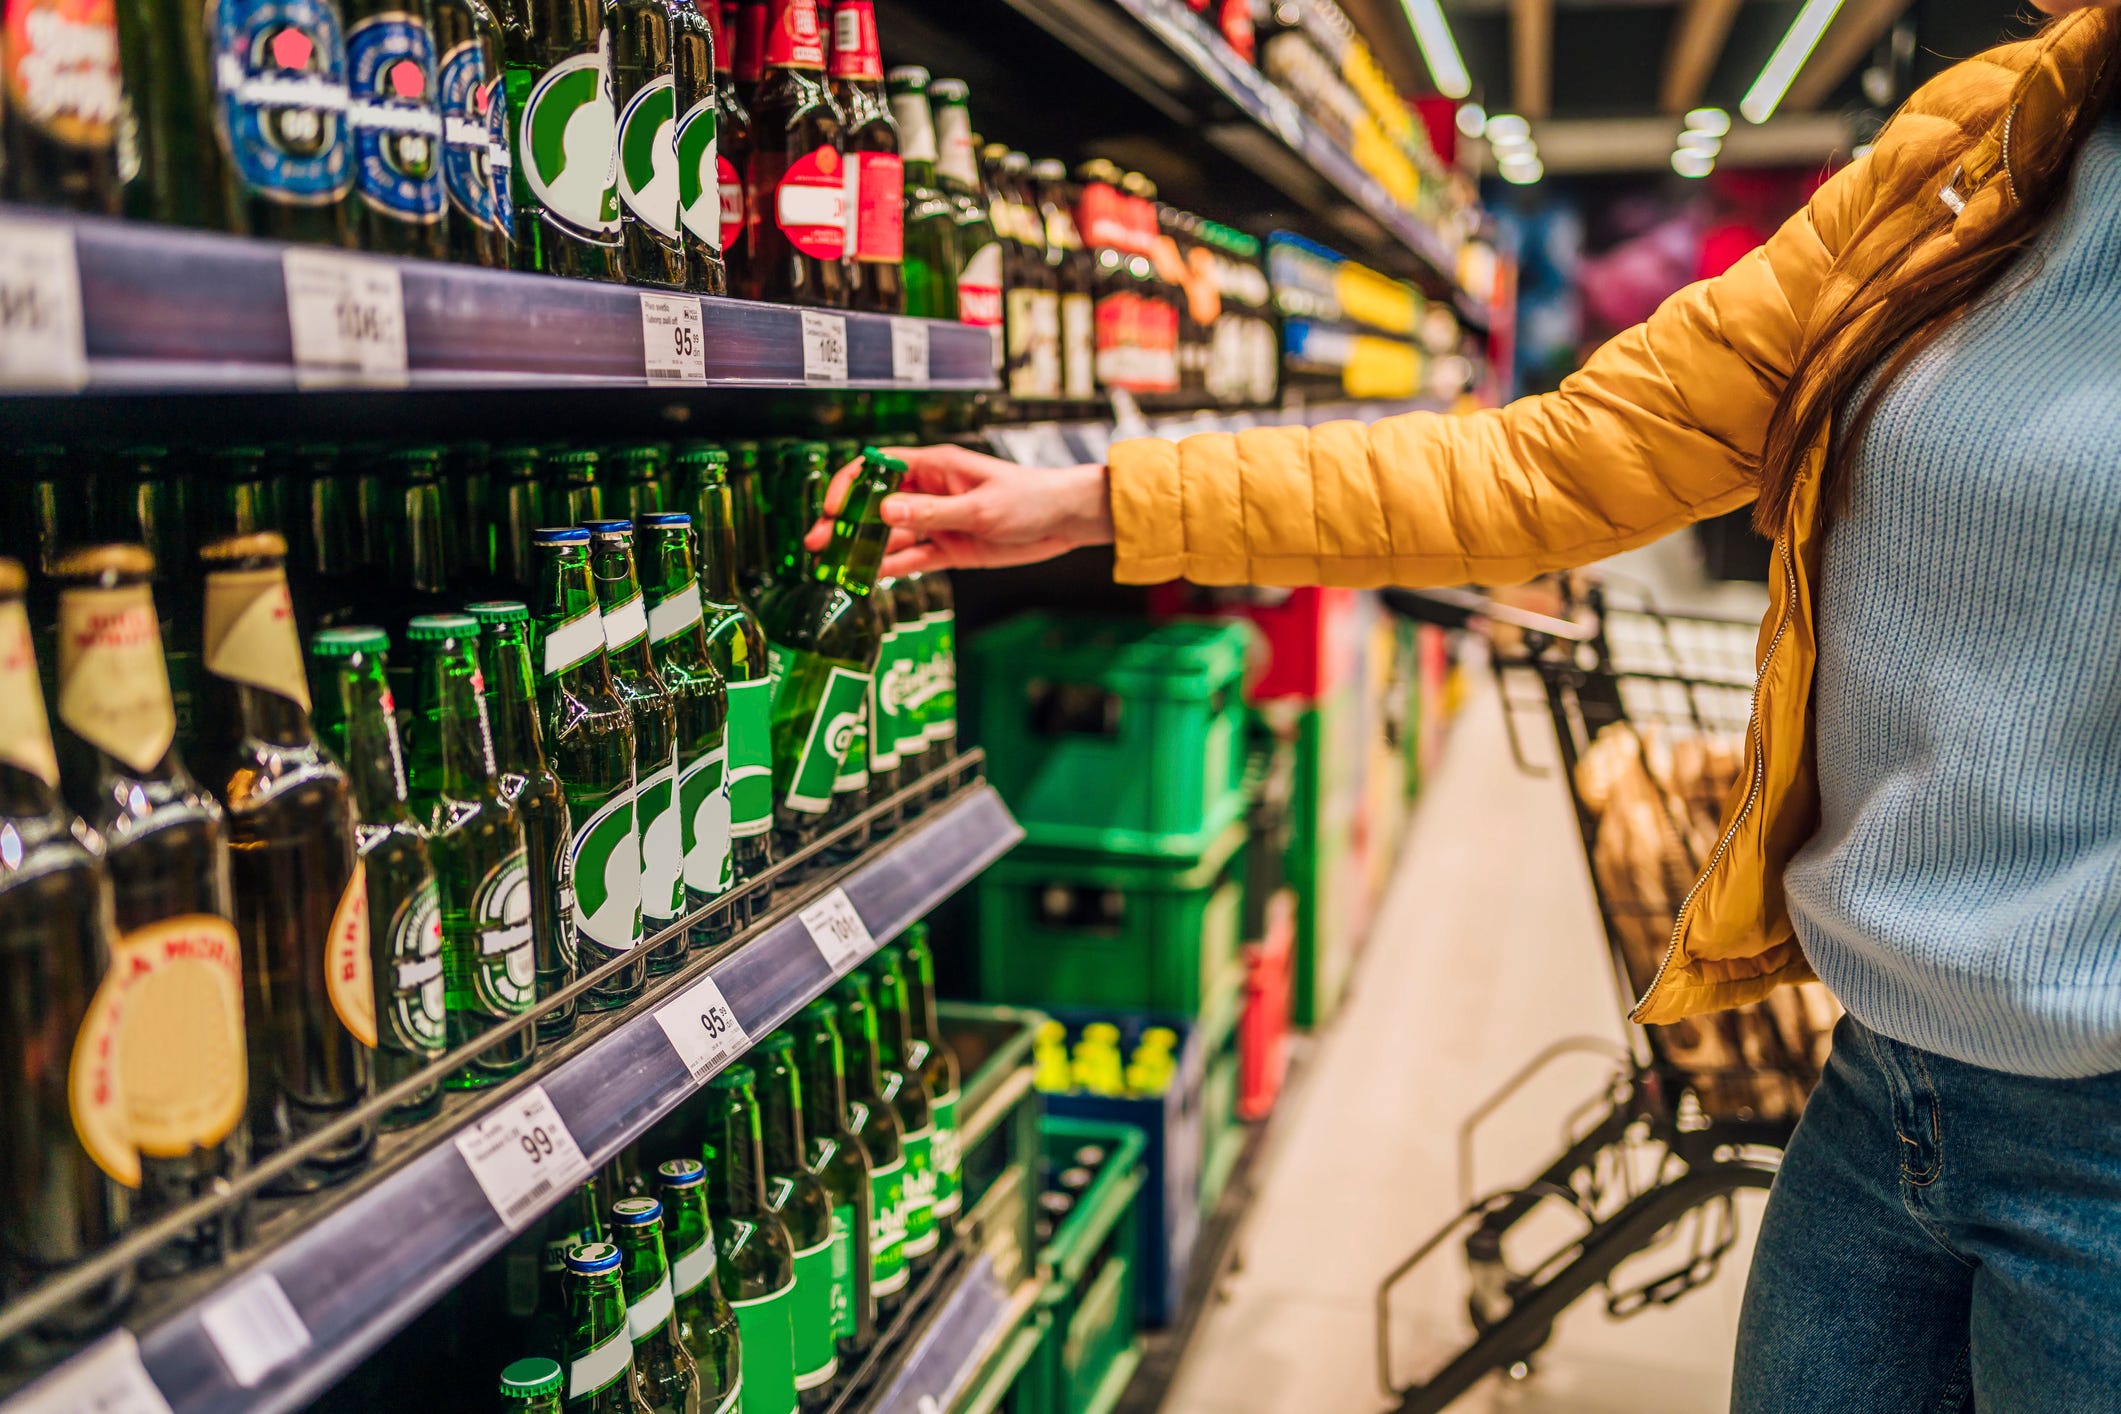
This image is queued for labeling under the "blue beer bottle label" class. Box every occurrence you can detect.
[483,72,515,240]
[437,35,497,228]
[216,0,354,202]
[347,10,444,221]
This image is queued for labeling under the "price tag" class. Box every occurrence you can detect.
[198,1273,311,1388]
[10,1331,173,1414]
[0,218,88,391]
[454,1083,591,1230]
[800,887,874,973]
[641,293,706,383]
[801,309,848,383]
[282,249,408,389]
[890,318,930,383]
[654,972,751,1083]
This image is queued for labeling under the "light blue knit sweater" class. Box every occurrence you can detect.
[1782,114,2121,1079]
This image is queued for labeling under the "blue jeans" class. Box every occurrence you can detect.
[1733,1016,2121,1412]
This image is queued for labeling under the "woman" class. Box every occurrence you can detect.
[819,4,2121,1405]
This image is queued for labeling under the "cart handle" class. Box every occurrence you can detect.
[1379,587,1597,642]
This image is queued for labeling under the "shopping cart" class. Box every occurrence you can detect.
[1371,581,1821,1414]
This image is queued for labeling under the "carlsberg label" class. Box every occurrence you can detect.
[570,786,644,951]
[726,677,773,838]
[780,664,871,815]
[680,745,732,893]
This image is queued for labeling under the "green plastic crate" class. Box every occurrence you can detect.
[1039,1118,1147,1414]
[977,823,1248,1016]
[970,615,1254,857]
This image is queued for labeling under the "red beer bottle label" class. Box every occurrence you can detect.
[825,0,880,82]
[775,143,847,259]
[762,0,824,69]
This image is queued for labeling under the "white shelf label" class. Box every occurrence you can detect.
[454,1083,591,1230]
[890,318,929,383]
[800,887,874,973]
[0,218,88,391]
[198,1273,312,1389]
[641,293,706,383]
[801,310,848,383]
[11,1331,172,1414]
[283,249,408,389]
[655,972,750,1083]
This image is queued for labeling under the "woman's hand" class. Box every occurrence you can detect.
[805,444,1114,578]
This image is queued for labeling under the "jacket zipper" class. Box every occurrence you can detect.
[1629,526,1799,1022]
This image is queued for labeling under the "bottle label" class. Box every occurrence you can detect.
[602,591,648,651]
[726,676,773,839]
[672,1230,718,1295]
[215,0,354,204]
[570,784,644,951]
[637,758,684,924]
[1061,291,1095,399]
[675,94,720,251]
[761,0,822,68]
[627,1270,676,1339]
[825,1,878,80]
[865,626,901,773]
[923,609,956,744]
[385,875,446,1052]
[647,582,703,643]
[829,695,867,795]
[437,36,500,230]
[774,145,848,260]
[346,10,443,222]
[680,745,733,894]
[772,658,869,815]
[69,913,248,1187]
[790,1233,839,1390]
[0,599,58,786]
[519,39,620,236]
[616,72,679,237]
[716,151,744,249]
[731,1279,799,1414]
[886,89,934,164]
[3,0,120,148]
[827,1203,856,1339]
[899,1122,936,1257]
[957,241,1001,328]
[483,71,514,240]
[202,566,311,711]
[326,858,377,1046]
[930,1086,961,1217]
[567,1325,633,1401]
[56,582,175,775]
[868,1156,907,1294]
[539,605,605,677]
[853,151,902,263]
[455,847,534,1016]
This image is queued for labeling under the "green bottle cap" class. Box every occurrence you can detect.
[406,613,479,642]
[563,1241,622,1274]
[861,447,909,474]
[610,1196,663,1226]
[311,626,389,657]
[756,1030,796,1054]
[499,1357,563,1399]
[675,445,729,468]
[466,601,530,624]
[657,1158,706,1188]
[387,445,445,470]
[706,1062,756,1090]
[549,449,599,470]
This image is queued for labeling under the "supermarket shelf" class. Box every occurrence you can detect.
[984,397,1448,467]
[0,780,1022,1414]
[849,1247,1041,1414]
[0,205,998,395]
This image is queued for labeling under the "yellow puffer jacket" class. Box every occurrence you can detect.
[1105,10,2119,1027]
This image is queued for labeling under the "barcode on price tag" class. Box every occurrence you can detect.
[654,972,751,1082]
[641,293,706,383]
[282,249,409,389]
[799,887,874,973]
[0,217,88,391]
[198,1273,311,1388]
[801,310,848,383]
[890,318,929,383]
[11,1331,173,1414]
[454,1083,592,1230]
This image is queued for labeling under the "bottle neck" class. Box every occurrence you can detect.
[736,0,766,83]
[479,626,547,772]
[663,1187,711,1263]
[693,477,745,602]
[0,596,60,815]
[811,463,901,595]
[203,563,317,747]
[826,0,880,82]
[399,476,450,595]
[906,940,945,1044]
[616,1225,670,1292]
[532,546,609,689]
[757,1055,809,1175]
[52,579,180,782]
[933,100,977,193]
[324,657,413,823]
[760,0,823,73]
[797,1024,851,1139]
[590,542,654,671]
[640,530,706,647]
[838,996,884,1096]
[705,1093,769,1217]
[418,642,497,794]
[869,970,914,1070]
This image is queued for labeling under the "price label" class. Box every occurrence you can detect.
[799,887,874,973]
[198,1273,311,1389]
[0,218,88,391]
[654,972,751,1083]
[641,293,707,383]
[801,309,848,383]
[890,318,930,383]
[454,1083,591,1230]
[282,249,409,389]
[10,1331,173,1414]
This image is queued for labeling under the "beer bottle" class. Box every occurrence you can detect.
[730,0,764,112]
[606,1139,651,1203]
[611,1196,705,1414]
[787,999,872,1353]
[636,513,733,944]
[827,973,904,1311]
[1031,157,1097,405]
[403,613,537,1088]
[500,1356,565,1414]
[703,1064,799,1414]
[870,575,927,818]
[587,522,685,971]
[755,1035,841,1398]
[561,1241,656,1414]
[196,445,280,547]
[219,0,358,244]
[489,445,548,591]
[469,601,577,1042]
[0,559,131,1346]
[656,1159,741,1414]
[1,0,121,211]
[196,532,372,1191]
[434,0,514,266]
[726,440,772,604]
[279,444,358,632]
[860,950,935,1265]
[851,576,903,836]
[608,446,671,523]
[612,0,686,288]
[898,922,961,1225]
[344,0,447,256]
[368,446,454,629]
[502,0,623,280]
[48,545,244,1269]
[111,0,240,229]
[742,0,845,307]
[548,448,608,528]
[676,448,773,922]
[311,627,446,1128]
[884,68,956,320]
[928,80,999,361]
[670,0,726,296]
[999,150,1060,401]
[826,0,898,314]
[915,571,956,801]
[527,527,644,1010]
[761,440,828,597]
[712,0,752,295]
[520,1172,608,1362]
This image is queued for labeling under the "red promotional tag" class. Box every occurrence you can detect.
[718,153,745,247]
[775,144,848,259]
[855,151,903,262]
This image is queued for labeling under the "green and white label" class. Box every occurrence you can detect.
[468,848,535,1015]
[900,1124,937,1258]
[386,877,446,1052]
[616,73,678,237]
[922,610,957,744]
[776,661,871,815]
[727,676,773,838]
[520,40,620,236]
[868,1157,907,1296]
[931,1088,962,1218]
[731,1279,798,1414]
[570,786,644,952]
[638,758,684,924]
[831,696,868,795]
[680,745,732,894]
[627,1270,676,1340]
[647,582,703,644]
[568,1324,632,1401]
[675,95,719,250]
[828,1204,856,1340]
[868,626,906,772]
[603,591,648,651]
[790,1234,839,1391]
[540,606,605,677]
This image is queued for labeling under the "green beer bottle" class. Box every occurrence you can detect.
[469,602,578,1042]
[500,1356,565,1413]
[657,1158,742,1414]
[561,1241,655,1413]
[404,613,537,1088]
[873,575,930,817]
[311,627,447,1128]
[671,0,728,296]
[587,522,686,972]
[828,972,906,1310]
[612,0,688,288]
[915,572,957,802]
[753,1033,841,1398]
[763,441,829,594]
[899,922,962,1224]
[489,446,549,591]
[726,441,772,604]
[503,0,624,279]
[637,514,734,944]
[929,80,1000,366]
[521,1173,608,1362]
[788,999,873,1352]
[197,445,280,544]
[883,68,957,320]
[527,528,645,1010]
[344,0,449,257]
[608,447,671,524]
[704,1064,799,1414]
[434,0,514,267]
[861,950,936,1265]
[607,1140,652,1203]
[549,449,609,528]
[611,1196,705,1414]
[447,441,495,596]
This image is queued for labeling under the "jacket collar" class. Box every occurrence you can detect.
[1951,9,2118,231]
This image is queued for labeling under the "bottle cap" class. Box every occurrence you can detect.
[706,1062,756,1091]
[609,446,665,470]
[466,601,530,624]
[549,449,599,469]
[927,77,967,102]
[51,544,157,582]
[610,1196,663,1226]
[0,559,24,597]
[674,445,729,467]
[756,1030,796,1054]
[563,1241,622,1274]
[386,446,446,470]
[1030,158,1067,181]
[1003,150,1030,173]
[531,526,591,546]
[656,1158,706,1188]
[861,447,909,474]
[583,519,633,537]
[499,1357,564,1399]
[638,512,692,529]
[492,443,543,465]
[199,531,289,564]
[311,626,390,658]
[885,64,929,85]
[406,613,479,642]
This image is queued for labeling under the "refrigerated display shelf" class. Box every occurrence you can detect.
[0,769,1021,1414]
[983,397,1448,468]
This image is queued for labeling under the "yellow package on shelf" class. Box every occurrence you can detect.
[1333,260,1420,336]
[1343,335,1423,399]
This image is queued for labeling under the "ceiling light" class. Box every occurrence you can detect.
[1671,148,1715,178]
[1455,102,1487,139]
[1683,107,1731,137]
[1741,0,1847,124]
[1499,157,1544,186]
[1484,113,1531,144]
[1676,130,1722,155]
[1399,0,1472,99]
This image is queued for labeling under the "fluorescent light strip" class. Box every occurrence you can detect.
[1400,0,1473,99]
[1741,0,1846,125]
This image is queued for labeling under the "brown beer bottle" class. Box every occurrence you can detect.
[742,0,845,307]
[732,0,766,111]
[713,0,753,293]
[827,0,898,314]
